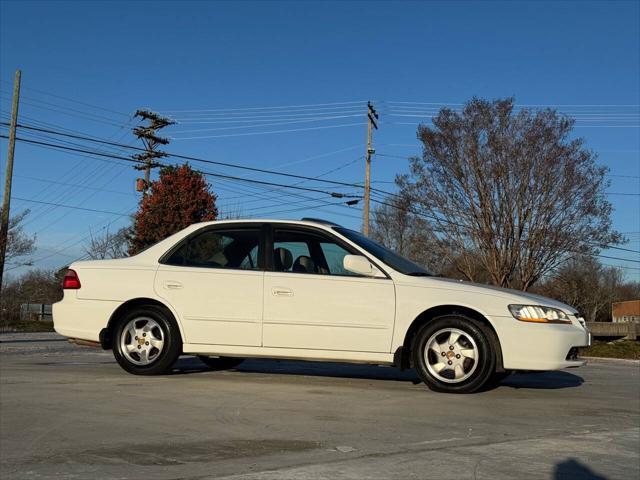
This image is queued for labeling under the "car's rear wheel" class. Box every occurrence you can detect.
[113,305,181,375]
[412,314,495,393]
[197,356,244,370]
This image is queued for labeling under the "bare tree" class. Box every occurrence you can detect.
[1,209,36,268]
[535,256,639,322]
[85,227,130,260]
[220,205,245,220]
[370,195,444,272]
[0,269,63,326]
[398,97,621,291]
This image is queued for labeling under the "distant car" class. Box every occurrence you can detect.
[53,218,590,393]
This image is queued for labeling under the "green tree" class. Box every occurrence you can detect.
[128,164,218,255]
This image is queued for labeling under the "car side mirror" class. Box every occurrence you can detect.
[343,255,384,278]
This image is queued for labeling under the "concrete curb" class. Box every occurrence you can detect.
[582,356,640,365]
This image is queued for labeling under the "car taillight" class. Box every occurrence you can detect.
[62,269,81,289]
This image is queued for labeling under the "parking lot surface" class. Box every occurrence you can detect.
[1,332,638,480]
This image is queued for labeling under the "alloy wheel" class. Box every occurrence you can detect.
[119,317,165,366]
[424,328,479,383]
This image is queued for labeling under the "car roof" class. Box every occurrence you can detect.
[192,218,345,229]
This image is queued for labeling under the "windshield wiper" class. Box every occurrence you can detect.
[406,272,432,277]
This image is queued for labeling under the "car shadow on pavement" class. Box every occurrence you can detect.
[171,357,584,390]
[554,458,608,479]
[171,356,421,383]
[498,370,584,390]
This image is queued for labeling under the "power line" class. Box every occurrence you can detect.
[33,166,132,235]
[13,174,135,197]
[171,122,367,140]
[0,93,130,128]
[4,211,135,271]
[1,123,387,193]
[1,129,364,221]
[0,92,130,125]
[11,197,132,216]
[160,100,366,113]
[5,117,635,263]
[369,197,640,263]
[170,109,364,122]
[0,79,130,117]
[384,100,640,107]
[0,134,364,199]
[170,115,364,133]
[15,120,636,204]
[3,123,136,226]
[5,126,635,249]
[218,157,362,211]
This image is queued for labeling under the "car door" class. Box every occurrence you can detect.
[155,225,264,346]
[262,225,396,353]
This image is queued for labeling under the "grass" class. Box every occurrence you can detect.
[580,340,640,360]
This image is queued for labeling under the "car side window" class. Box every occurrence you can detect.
[319,242,353,275]
[239,245,259,270]
[272,229,360,276]
[165,229,261,270]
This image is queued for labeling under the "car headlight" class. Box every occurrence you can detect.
[508,305,572,324]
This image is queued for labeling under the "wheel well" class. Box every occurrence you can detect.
[402,305,504,372]
[101,298,180,349]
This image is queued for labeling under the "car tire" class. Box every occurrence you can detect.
[197,356,244,370]
[112,305,182,375]
[412,314,496,394]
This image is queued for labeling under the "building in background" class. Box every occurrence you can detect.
[612,300,640,323]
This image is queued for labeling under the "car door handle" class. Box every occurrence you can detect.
[272,287,293,297]
[163,281,183,290]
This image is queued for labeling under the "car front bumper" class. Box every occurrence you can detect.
[491,315,591,371]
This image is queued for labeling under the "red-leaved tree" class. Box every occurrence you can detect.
[128,164,218,255]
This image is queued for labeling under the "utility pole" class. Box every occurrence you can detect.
[362,101,378,235]
[132,110,175,196]
[0,69,21,292]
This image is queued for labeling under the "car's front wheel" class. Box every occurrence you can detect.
[113,305,181,375]
[412,314,496,393]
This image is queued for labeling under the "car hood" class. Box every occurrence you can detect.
[402,276,578,314]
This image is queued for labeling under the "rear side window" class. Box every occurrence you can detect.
[164,229,261,270]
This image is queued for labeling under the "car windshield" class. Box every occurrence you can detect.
[334,227,432,276]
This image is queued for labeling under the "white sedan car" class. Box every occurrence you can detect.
[53,218,590,393]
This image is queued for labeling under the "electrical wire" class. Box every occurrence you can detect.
[171,122,367,140]
[11,197,131,216]
[160,100,367,113]
[0,134,363,199]
[170,114,364,133]
[1,123,384,193]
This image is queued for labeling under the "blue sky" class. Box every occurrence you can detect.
[1,0,639,279]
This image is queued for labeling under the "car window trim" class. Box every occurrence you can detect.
[266,223,391,279]
[158,223,268,271]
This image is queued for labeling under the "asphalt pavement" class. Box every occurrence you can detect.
[1,332,638,480]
